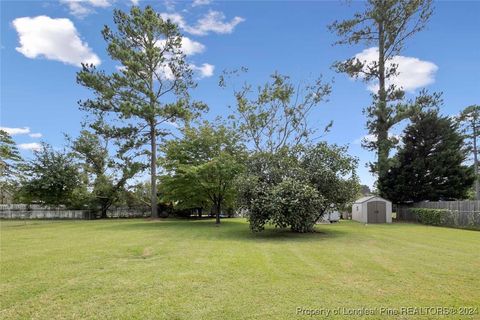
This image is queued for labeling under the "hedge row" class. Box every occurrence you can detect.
[410,208,448,226]
[409,207,480,230]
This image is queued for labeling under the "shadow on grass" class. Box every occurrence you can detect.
[99,218,348,242]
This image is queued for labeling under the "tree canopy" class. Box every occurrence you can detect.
[77,6,205,218]
[70,130,144,218]
[329,0,437,182]
[380,111,475,203]
[224,71,332,153]
[18,143,83,207]
[0,130,23,204]
[238,143,359,232]
[160,121,246,224]
[458,105,480,199]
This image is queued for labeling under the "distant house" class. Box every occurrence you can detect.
[352,196,392,224]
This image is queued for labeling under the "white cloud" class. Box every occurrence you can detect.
[353,47,438,93]
[29,133,43,138]
[87,0,111,6]
[163,0,176,12]
[156,62,214,81]
[62,1,91,17]
[353,134,376,145]
[131,0,140,5]
[156,36,205,56]
[12,16,101,67]
[0,127,30,135]
[353,133,402,145]
[60,0,112,18]
[194,11,244,35]
[160,12,188,30]
[165,120,179,128]
[18,143,42,151]
[161,10,244,36]
[192,0,211,7]
[191,63,214,78]
[157,63,175,81]
[154,37,212,80]
[181,37,205,56]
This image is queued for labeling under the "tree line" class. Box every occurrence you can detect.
[1,2,478,232]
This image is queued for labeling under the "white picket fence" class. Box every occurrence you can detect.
[0,204,149,219]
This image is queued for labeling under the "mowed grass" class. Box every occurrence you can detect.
[1,219,479,320]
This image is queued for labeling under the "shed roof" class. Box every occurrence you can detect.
[353,195,391,204]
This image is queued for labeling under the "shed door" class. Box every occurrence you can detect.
[367,201,386,223]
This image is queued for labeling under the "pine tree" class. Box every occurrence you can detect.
[77,6,205,218]
[0,130,22,203]
[458,105,480,199]
[329,0,437,180]
[380,111,474,203]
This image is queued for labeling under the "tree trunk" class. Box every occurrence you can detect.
[100,206,108,219]
[376,18,389,181]
[99,198,111,219]
[473,122,479,199]
[150,126,158,218]
[215,200,221,225]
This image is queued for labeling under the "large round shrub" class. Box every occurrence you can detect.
[240,177,324,232]
[238,143,359,233]
[270,178,324,232]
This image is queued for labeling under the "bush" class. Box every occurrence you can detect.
[243,178,324,232]
[410,208,449,226]
[239,177,275,232]
[270,179,324,232]
[238,143,359,233]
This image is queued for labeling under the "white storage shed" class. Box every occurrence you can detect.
[352,196,392,224]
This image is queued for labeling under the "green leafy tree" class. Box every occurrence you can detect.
[303,143,360,209]
[160,121,246,224]
[458,105,480,199]
[70,130,144,218]
[329,0,437,180]
[128,181,154,207]
[238,143,359,232]
[380,111,475,203]
[0,130,22,203]
[360,185,372,196]
[19,143,82,207]
[77,6,205,218]
[224,72,332,153]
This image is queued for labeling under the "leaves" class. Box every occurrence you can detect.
[380,111,475,202]
[238,143,359,232]
[0,130,23,201]
[0,130,22,180]
[159,121,246,217]
[69,130,145,216]
[457,105,480,152]
[76,6,205,216]
[18,143,82,207]
[228,72,332,153]
[330,0,435,180]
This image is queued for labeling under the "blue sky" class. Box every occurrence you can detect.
[1,0,479,187]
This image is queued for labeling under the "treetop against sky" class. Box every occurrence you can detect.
[1,0,479,187]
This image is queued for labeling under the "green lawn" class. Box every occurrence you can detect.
[1,219,479,319]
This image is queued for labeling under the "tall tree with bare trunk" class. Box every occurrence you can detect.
[77,6,205,218]
[329,0,436,183]
[458,105,480,199]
